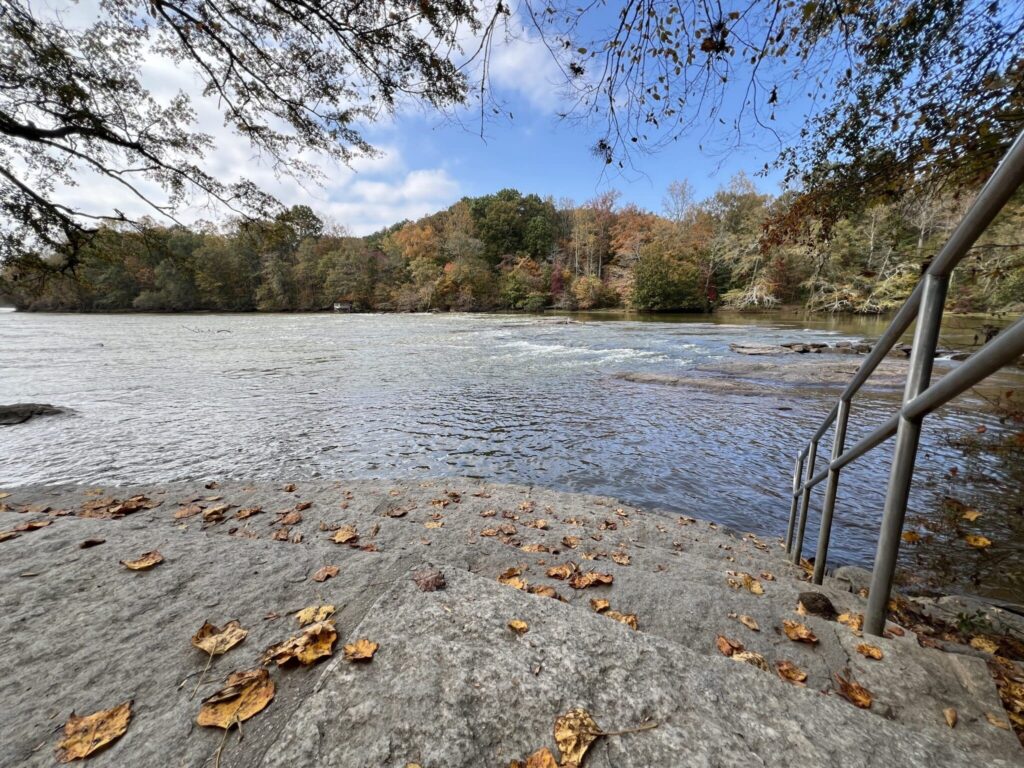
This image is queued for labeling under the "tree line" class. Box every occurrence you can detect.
[3,177,1021,315]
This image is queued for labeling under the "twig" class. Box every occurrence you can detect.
[191,651,215,700]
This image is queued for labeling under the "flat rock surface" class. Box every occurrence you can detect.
[0,480,1019,767]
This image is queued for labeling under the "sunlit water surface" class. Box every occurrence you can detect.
[1,310,1021,599]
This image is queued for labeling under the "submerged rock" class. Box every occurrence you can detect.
[729,343,794,355]
[0,403,66,425]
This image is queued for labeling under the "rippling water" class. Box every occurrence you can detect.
[1,310,1020,597]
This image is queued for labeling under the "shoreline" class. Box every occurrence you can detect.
[1,478,1021,765]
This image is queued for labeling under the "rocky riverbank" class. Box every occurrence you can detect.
[1,479,1021,767]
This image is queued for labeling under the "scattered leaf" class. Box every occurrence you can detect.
[782,620,818,644]
[726,571,764,595]
[590,598,610,613]
[715,635,744,657]
[12,519,52,532]
[776,660,808,685]
[527,585,560,599]
[546,563,576,580]
[964,534,992,549]
[835,672,872,709]
[56,700,132,762]
[961,509,981,522]
[331,525,358,545]
[901,531,921,544]
[295,605,335,626]
[605,610,638,630]
[311,565,339,582]
[120,550,164,571]
[0,531,19,543]
[837,612,864,632]
[986,712,1010,730]
[197,669,274,729]
[508,619,529,635]
[554,708,600,768]
[276,509,302,526]
[192,620,248,655]
[969,636,999,654]
[526,519,549,529]
[562,536,580,549]
[732,650,770,671]
[344,638,378,662]
[283,483,296,492]
[611,552,631,566]
[424,520,444,529]
[944,707,958,728]
[520,747,558,768]
[568,571,613,589]
[855,643,883,660]
[413,568,446,592]
[263,620,337,666]
[728,613,760,632]
[174,504,203,520]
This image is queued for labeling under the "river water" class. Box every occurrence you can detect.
[1,310,1021,599]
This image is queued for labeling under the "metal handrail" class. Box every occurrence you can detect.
[784,129,1024,636]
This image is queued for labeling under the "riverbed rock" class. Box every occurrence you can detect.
[0,403,66,425]
[729,343,795,355]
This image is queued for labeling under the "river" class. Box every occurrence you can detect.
[1,309,1021,600]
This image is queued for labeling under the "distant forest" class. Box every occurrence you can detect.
[3,176,1022,315]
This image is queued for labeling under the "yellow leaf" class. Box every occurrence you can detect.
[728,613,760,632]
[331,525,358,544]
[196,669,274,729]
[568,571,613,589]
[192,620,247,655]
[835,672,872,709]
[562,536,580,549]
[546,563,576,580]
[605,610,638,630]
[775,660,807,685]
[944,707,958,728]
[986,712,1010,730]
[262,620,337,666]
[590,598,610,613]
[611,552,631,566]
[120,550,164,570]
[508,619,529,635]
[969,636,999,654]
[782,620,818,644]
[837,612,864,632]
[855,643,883,660]
[961,509,981,522]
[732,650,770,671]
[554,708,600,768]
[527,585,560,599]
[56,700,132,762]
[424,520,444,529]
[901,531,921,544]
[295,604,335,626]
[498,566,527,590]
[344,638,379,662]
[964,535,992,549]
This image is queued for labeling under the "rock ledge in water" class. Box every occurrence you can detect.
[0,403,66,425]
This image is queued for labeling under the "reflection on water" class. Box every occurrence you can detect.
[1,310,1020,599]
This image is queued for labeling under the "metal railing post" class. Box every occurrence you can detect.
[791,440,818,563]
[864,273,949,635]
[812,398,850,584]
[784,453,804,551]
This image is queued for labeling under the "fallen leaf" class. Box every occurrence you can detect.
[835,672,872,709]
[782,620,818,644]
[554,708,600,768]
[424,520,444,529]
[527,585,560,599]
[901,531,921,544]
[726,571,764,595]
[311,565,339,582]
[526,519,549,529]
[961,509,981,522]
[331,525,358,545]
[521,543,550,553]
[0,531,19,543]
[562,536,580,549]
[56,700,132,762]
[969,636,999,654]
[120,550,164,571]
[262,620,337,666]
[546,563,576,580]
[197,669,274,729]
[294,604,335,626]
[12,519,52,532]
[174,504,203,519]
[283,483,296,492]
[986,712,1010,730]
[192,620,248,655]
[964,534,992,549]
[519,500,535,513]
[568,571,613,589]
[295,500,312,511]
[387,507,409,518]
[715,635,744,657]
[611,552,631,566]
[413,568,446,592]
[837,612,864,632]
[944,707,958,728]
[508,619,529,634]
[590,598,610,613]
[344,638,378,662]
[728,613,760,632]
[759,571,775,581]
[276,509,302,526]
[855,643,883,660]
[605,610,638,630]
[0,492,9,499]
[732,650,770,671]
[776,660,808,685]
[521,747,558,768]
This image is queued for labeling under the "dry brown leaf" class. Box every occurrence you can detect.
[969,636,999,654]
[344,638,379,662]
[56,700,132,762]
[985,712,1010,730]
[203,504,229,523]
[856,643,883,660]
[546,563,576,580]
[590,598,610,614]
[526,519,549,529]
[605,610,638,630]
[331,525,358,545]
[424,520,444,529]
[262,620,337,666]
[521,543,550,553]
[192,620,248,655]
[759,571,775,581]
[611,552,631,566]
[715,635,744,657]
[498,566,527,590]
[554,708,600,768]
[522,747,558,768]
[835,672,872,709]
[837,612,864,632]
[944,707,958,728]
[295,604,335,626]
[964,534,992,549]
[568,571,613,590]
[0,531,19,543]
[562,535,581,549]
[283,483,296,492]
[776,660,808,685]
[295,500,312,511]
[901,531,921,544]
[174,504,203,519]
[79,538,106,549]
[527,585,560,599]
[508,619,529,635]
[726,571,764,595]
[728,613,760,632]
[120,550,164,571]
[197,668,274,729]
[311,565,339,582]
[413,568,446,592]
[782,620,818,644]
[235,507,261,520]
[732,650,770,671]
[277,510,302,526]
[12,519,52,532]
[961,509,981,522]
